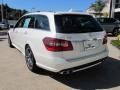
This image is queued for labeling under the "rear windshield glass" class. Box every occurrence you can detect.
[54,14,103,33]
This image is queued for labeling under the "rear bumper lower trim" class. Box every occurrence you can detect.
[60,57,107,73]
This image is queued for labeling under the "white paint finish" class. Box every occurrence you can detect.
[8,12,108,72]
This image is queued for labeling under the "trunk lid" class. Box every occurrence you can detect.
[54,13,106,60]
[56,31,106,60]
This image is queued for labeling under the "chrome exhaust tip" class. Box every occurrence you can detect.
[60,70,73,75]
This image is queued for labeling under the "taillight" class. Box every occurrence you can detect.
[43,37,73,52]
[103,35,107,44]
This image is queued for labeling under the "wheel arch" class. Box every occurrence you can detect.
[25,44,29,50]
[24,42,36,58]
[25,43,36,62]
[113,27,120,31]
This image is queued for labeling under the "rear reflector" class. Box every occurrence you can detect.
[43,37,73,51]
[103,35,108,44]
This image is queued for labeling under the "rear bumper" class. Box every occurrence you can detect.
[60,57,107,74]
[36,49,108,72]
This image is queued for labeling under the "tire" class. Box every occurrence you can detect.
[0,27,2,30]
[8,35,14,48]
[25,45,38,72]
[112,28,120,36]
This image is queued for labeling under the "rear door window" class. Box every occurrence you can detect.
[54,14,103,33]
[15,15,35,28]
[23,18,31,28]
[23,16,35,28]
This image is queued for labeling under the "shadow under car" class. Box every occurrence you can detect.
[50,57,120,90]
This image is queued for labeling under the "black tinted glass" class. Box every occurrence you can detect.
[15,17,25,28]
[55,14,103,33]
[35,15,50,30]
[28,16,35,28]
[97,18,117,23]
[105,18,116,23]
[15,16,35,28]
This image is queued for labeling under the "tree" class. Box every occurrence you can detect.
[0,4,28,20]
[103,12,109,17]
[90,0,106,16]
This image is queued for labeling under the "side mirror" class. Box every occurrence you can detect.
[9,25,14,28]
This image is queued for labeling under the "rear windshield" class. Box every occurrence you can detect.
[54,14,103,33]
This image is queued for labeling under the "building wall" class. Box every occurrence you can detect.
[112,0,120,19]
[115,0,120,8]
[86,0,120,18]
[103,0,120,18]
[102,0,111,17]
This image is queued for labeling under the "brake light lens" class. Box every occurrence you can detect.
[103,35,107,44]
[43,37,73,51]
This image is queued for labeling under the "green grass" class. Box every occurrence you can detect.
[111,40,120,49]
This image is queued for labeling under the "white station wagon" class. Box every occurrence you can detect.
[8,12,108,74]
